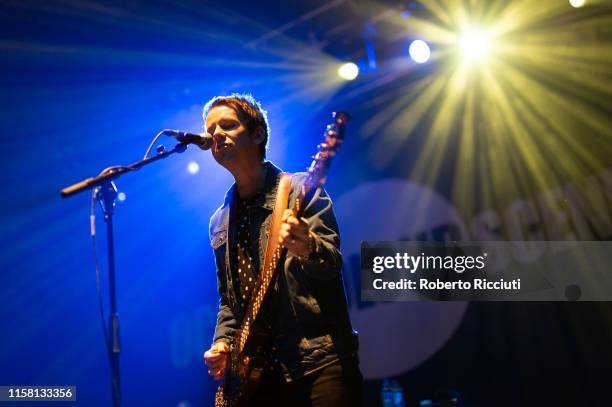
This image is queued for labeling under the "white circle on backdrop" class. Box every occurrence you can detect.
[335,179,470,379]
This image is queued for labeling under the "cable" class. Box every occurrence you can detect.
[143,130,167,159]
[89,166,126,395]
[90,189,110,350]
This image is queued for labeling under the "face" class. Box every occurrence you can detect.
[205,105,261,167]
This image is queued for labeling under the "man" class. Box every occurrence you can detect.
[202,93,361,406]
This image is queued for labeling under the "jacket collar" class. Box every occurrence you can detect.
[222,160,282,212]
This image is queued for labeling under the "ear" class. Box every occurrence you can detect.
[251,127,265,145]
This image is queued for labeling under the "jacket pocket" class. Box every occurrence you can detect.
[298,334,336,365]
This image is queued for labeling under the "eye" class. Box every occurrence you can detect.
[220,120,238,131]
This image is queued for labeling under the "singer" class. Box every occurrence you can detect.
[201,94,362,406]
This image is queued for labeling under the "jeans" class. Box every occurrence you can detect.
[249,358,363,406]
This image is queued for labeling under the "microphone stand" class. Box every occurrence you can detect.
[61,143,188,198]
[60,142,189,407]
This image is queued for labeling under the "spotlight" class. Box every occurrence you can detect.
[409,40,431,64]
[338,62,359,80]
[569,0,585,7]
[117,192,126,202]
[459,28,491,61]
[187,161,200,174]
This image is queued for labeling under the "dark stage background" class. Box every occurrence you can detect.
[1,1,612,406]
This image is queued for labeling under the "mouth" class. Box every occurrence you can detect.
[214,143,230,152]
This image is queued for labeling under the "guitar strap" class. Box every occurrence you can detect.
[261,173,293,282]
[218,173,291,407]
[230,173,293,360]
[233,173,292,357]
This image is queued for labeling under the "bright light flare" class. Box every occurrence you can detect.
[409,40,431,64]
[363,0,612,238]
[117,192,126,202]
[338,62,359,80]
[459,28,492,61]
[569,0,585,7]
[187,161,200,174]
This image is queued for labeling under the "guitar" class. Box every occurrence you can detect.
[215,111,350,407]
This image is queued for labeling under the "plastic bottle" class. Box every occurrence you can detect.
[381,378,406,407]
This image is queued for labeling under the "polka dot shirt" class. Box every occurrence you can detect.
[231,189,280,369]
[233,196,260,311]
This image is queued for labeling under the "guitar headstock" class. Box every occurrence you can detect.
[303,111,350,193]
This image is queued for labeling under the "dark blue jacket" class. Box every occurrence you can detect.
[209,161,358,381]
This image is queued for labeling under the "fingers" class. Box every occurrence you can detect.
[281,208,292,221]
[203,342,229,379]
[208,365,225,380]
[280,222,308,241]
[204,345,229,368]
[279,228,309,257]
[280,213,309,239]
[214,368,225,380]
[204,351,227,365]
[204,352,227,379]
[281,210,308,229]
[279,223,307,242]
[279,210,312,257]
[206,357,226,370]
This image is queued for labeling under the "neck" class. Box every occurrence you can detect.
[232,160,267,199]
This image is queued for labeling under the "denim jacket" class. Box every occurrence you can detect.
[209,161,358,381]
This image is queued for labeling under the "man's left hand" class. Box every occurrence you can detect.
[279,209,313,258]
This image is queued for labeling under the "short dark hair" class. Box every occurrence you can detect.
[203,93,269,159]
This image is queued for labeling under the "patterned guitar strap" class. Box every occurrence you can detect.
[237,173,293,358]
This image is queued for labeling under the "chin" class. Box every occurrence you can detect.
[213,151,235,166]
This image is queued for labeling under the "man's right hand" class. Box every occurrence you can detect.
[204,341,230,380]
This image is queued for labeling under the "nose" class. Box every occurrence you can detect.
[211,128,226,144]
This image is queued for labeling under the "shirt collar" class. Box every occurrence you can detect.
[223,161,282,211]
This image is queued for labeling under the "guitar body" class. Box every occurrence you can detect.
[214,112,350,406]
[214,352,264,407]
[214,320,274,406]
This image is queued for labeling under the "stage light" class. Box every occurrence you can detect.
[338,62,359,80]
[569,0,585,7]
[187,161,199,174]
[409,40,431,64]
[117,192,126,202]
[459,28,491,61]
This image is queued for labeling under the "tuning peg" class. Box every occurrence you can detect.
[333,111,352,122]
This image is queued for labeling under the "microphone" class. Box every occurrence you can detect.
[162,129,213,150]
